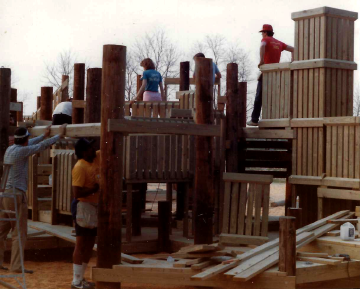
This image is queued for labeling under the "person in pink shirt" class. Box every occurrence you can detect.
[247,24,294,126]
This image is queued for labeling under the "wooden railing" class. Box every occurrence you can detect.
[260,63,292,120]
[125,101,179,118]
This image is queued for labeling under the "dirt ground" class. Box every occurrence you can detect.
[2,182,285,289]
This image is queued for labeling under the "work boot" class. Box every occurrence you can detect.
[246,120,259,126]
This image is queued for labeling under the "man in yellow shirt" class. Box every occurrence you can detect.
[71,138,100,289]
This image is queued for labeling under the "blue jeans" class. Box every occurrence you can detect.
[251,77,263,123]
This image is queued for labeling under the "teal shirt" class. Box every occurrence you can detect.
[141,69,162,92]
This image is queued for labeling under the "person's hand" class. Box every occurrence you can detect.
[44,125,51,138]
[58,124,67,137]
[129,100,136,106]
[258,61,264,68]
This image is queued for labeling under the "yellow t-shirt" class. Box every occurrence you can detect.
[72,150,100,203]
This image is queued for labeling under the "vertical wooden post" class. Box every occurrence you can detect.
[10,88,17,125]
[287,207,303,229]
[17,102,23,123]
[61,75,69,102]
[238,81,247,173]
[279,216,296,276]
[72,63,85,124]
[285,181,292,214]
[136,74,142,99]
[85,68,102,123]
[40,87,53,121]
[37,96,41,110]
[97,45,125,289]
[194,57,214,244]
[180,61,190,91]
[225,63,239,173]
[158,201,171,252]
[0,68,11,177]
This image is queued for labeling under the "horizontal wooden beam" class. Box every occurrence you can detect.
[169,108,193,119]
[35,120,52,126]
[165,78,220,86]
[290,118,324,128]
[258,119,290,128]
[318,187,360,201]
[323,177,360,189]
[29,123,101,137]
[72,100,86,109]
[290,59,357,70]
[291,7,358,21]
[288,175,323,186]
[324,116,360,126]
[108,119,220,137]
[260,62,291,72]
[10,102,22,112]
[219,234,269,246]
[223,172,273,184]
[217,96,227,104]
[240,128,295,139]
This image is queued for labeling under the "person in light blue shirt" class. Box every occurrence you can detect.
[130,58,165,104]
[193,52,222,84]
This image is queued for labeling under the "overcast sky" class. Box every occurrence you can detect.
[1,0,359,114]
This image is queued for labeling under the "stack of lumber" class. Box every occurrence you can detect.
[190,210,354,282]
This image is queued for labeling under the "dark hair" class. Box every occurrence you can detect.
[266,31,274,37]
[140,58,155,70]
[75,138,94,159]
[14,127,29,145]
[194,53,205,58]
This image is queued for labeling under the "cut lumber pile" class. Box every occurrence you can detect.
[190,210,354,282]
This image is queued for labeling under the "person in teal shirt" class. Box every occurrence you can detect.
[193,52,222,84]
[130,58,165,104]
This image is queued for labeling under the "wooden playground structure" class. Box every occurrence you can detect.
[0,5,360,289]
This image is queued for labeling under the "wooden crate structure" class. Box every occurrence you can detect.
[291,7,357,118]
[125,132,195,182]
[178,91,195,110]
[260,63,292,121]
[125,101,179,118]
[290,118,325,177]
[324,117,360,180]
[221,173,272,237]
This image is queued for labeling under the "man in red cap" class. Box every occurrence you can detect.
[247,24,294,126]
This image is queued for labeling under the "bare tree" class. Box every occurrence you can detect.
[125,52,138,101]
[17,91,32,114]
[224,43,253,82]
[205,34,226,66]
[43,49,76,90]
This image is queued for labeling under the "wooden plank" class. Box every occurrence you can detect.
[261,185,270,237]
[298,70,303,118]
[293,71,298,118]
[318,187,360,201]
[72,100,86,109]
[237,183,247,235]
[308,128,313,176]
[143,136,150,179]
[223,173,273,185]
[304,18,309,60]
[288,175,323,186]
[267,72,272,119]
[164,135,170,179]
[240,128,295,139]
[258,119,290,128]
[275,71,281,119]
[349,125,355,178]
[222,182,231,233]
[297,256,341,265]
[159,103,166,118]
[229,182,239,234]
[337,125,343,177]
[121,254,144,264]
[343,125,349,178]
[179,244,221,254]
[314,68,319,117]
[313,128,318,176]
[302,127,307,175]
[309,17,315,59]
[284,71,290,118]
[157,135,165,179]
[191,259,241,281]
[336,70,342,116]
[262,73,268,119]
[219,234,269,246]
[322,177,360,189]
[108,119,220,137]
[290,118,324,127]
[297,128,302,175]
[271,71,276,118]
[66,153,73,212]
[136,136,144,179]
[356,126,360,178]
[279,71,285,118]
[253,184,262,236]
[320,16,326,58]
[331,126,337,177]
[62,153,68,211]
[29,123,101,137]
[145,102,152,118]
[290,59,357,70]
[170,135,176,179]
[176,135,182,178]
[245,183,255,235]
[9,102,22,112]
[297,252,328,258]
[151,135,158,178]
[170,108,192,119]
[308,69,314,118]
[191,261,212,270]
[318,127,324,176]
[153,103,159,118]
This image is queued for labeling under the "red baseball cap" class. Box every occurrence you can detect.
[259,24,273,32]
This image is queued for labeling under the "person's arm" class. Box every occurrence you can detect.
[19,124,66,158]
[130,80,147,104]
[258,41,266,68]
[29,125,51,145]
[215,71,221,79]
[72,184,99,199]
[159,82,165,101]
[285,45,294,62]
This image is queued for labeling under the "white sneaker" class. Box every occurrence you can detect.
[71,280,94,289]
[246,120,259,126]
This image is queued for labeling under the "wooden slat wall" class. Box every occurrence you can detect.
[222,180,271,237]
[293,68,353,118]
[125,101,180,118]
[293,126,324,176]
[295,16,355,61]
[262,70,291,119]
[325,119,360,179]
[125,134,195,182]
[178,92,195,110]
